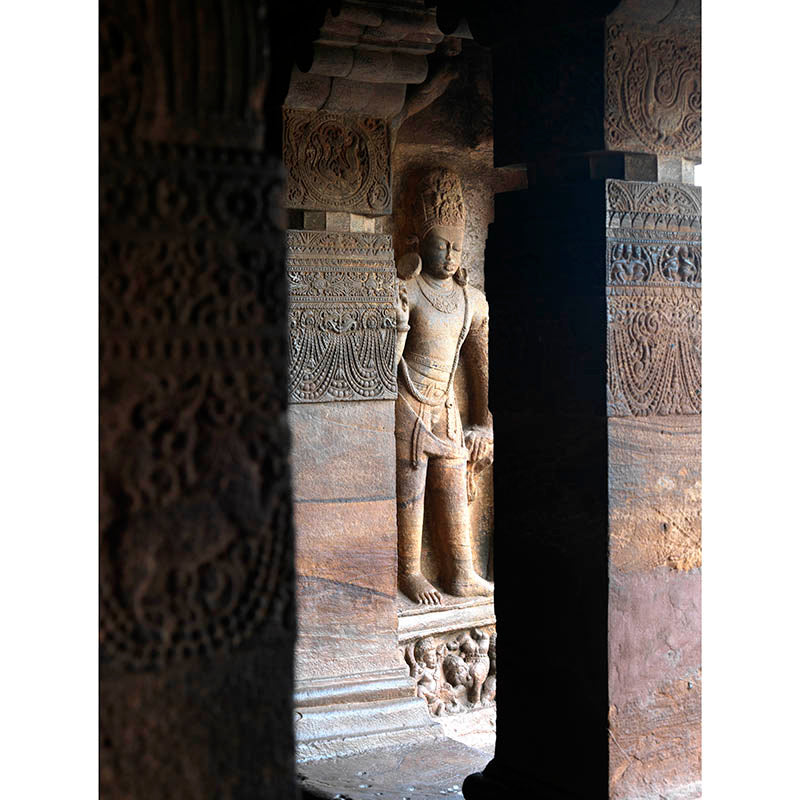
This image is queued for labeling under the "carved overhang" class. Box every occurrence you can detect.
[287,229,398,403]
[605,23,701,159]
[606,180,701,417]
[283,1,451,117]
[284,108,392,214]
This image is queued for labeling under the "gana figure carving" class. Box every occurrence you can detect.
[395,168,494,605]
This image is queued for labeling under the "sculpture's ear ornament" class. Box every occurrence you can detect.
[397,251,422,280]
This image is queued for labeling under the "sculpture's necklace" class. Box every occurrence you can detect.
[418,274,460,314]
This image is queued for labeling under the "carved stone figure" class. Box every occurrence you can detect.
[394,168,494,605]
[459,628,491,705]
[405,628,496,716]
[481,633,497,705]
[406,637,446,716]
[442,651,472,711]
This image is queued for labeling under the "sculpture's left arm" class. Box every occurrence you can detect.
[461,291,493,465]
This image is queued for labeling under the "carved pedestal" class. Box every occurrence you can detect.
[399,597,497,750]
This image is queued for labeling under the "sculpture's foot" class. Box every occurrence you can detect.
[448,570,494,598]
[400,572,442,605]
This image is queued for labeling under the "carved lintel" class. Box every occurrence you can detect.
[287,229,398,403]
[605,23,701,158]
[283,109,392,214]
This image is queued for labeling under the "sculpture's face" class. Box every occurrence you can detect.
[420,227,464,279]
[421,647,437,668]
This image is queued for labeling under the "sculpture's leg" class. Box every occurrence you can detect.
[428,457,493,597]
[396,451,442,604]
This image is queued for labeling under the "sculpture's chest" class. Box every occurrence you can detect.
[408,290,468,351]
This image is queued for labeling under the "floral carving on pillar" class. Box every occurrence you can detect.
[286,230,398,403]
[606,180,701,417]
[606,24,701,158]
[283,109,391,213]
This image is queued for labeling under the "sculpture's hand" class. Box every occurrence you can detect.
[464,425,494,467]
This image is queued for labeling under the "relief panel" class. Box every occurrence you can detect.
[606,180,701,417]
[283,108,392,214]
[286,229,398,403]
[606,23,701,159]
[404,629,496,716]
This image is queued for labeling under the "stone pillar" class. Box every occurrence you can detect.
[99,1,298,796]
[456,2,701,798]
[283,107,440,759]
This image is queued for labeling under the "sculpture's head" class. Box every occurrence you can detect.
[443,653,470,686]
[460,635,479,660]
[413,168,467,285]
[414,636,437,669]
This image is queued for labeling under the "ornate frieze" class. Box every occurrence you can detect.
[606,180,701,417]
[404,629,496,716]
[287,229,397,403]
[606,24,701,158]
[283,109,392,214]
[606,179,701,231]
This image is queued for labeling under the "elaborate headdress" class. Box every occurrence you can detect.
[413,168,466,242]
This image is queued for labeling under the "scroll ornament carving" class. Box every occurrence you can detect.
[606,24,701,157]
[607,288,701,417]
[405,630,496,716]
[283,109,391,214]
[287,230,397,403]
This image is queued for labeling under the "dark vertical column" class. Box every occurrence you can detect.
[99,2,299,796]
[486,185,610,797]
[459,1,701,797]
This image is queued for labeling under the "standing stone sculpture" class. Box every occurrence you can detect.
[395,168,494,605]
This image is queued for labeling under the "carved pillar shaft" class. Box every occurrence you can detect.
[100,1,296,796]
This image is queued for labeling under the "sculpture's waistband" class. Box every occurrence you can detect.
[403,351,451,389]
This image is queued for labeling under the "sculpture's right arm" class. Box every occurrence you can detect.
[395,279,411,370]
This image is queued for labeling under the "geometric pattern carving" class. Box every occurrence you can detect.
[606,180,701,416]
[606,24,701,159]
[283,109,391,214]
[100,147,293,672]
[287,229,398,403]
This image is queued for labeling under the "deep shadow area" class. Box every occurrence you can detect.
[480,183,609,797]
